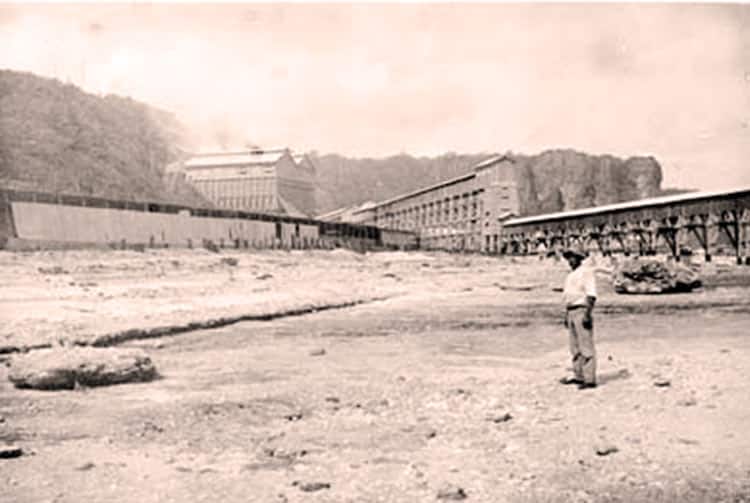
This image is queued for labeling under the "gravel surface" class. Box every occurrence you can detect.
[1,249,749,502]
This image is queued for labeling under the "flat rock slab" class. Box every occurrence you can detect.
[8,347,157,390]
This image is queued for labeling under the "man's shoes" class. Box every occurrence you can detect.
[559,377,584,385]
[577,382,598,390]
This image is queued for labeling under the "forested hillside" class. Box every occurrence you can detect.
[0,70,208,206]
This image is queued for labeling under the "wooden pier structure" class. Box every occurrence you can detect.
[502,187,750,264]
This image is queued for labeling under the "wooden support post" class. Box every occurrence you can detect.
[572,234,583,253]
[577,234,588,254]
[733,213,742,265]
[551,233,564,256]
[612,230,626,256]
[591,233,604,255]
[633,224,643,256]
[703,218,712,262]
[661,227,677,259]
[739,209,749,265]
[686,214,710,262]
[645,220,659,255]
[621,224,634,257]
[717,211,740,264]
[707,213,721,261]
[603,225,613,256]
[634,229,645,256]
[656,219,671,257]
[672,217,683,260]
[646,230,655,255]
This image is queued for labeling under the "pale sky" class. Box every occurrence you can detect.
[1,3,749,190]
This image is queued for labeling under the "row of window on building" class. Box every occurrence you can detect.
[212,196,277,211]
[191,178,277,212]
[195,178,274,197]
[376,194,485,231]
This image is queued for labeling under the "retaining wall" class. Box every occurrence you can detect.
[10,201,298,248]
[0,189,418,252]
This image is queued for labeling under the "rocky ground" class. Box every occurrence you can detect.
[1,248,749,502]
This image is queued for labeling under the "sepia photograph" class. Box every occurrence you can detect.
[0,2,749,502]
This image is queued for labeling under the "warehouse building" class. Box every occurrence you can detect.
[348,155,520,252]
[182,148,316,217]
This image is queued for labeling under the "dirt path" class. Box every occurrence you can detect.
[1,251,749,502]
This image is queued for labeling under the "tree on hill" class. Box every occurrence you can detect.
[0,70,208,206]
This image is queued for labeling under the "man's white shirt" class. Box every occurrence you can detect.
[563,266,597,308]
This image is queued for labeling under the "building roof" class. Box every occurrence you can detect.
[184,149,289,169]
[372,173,477,208]
[363,154,508,210]
[357,201,377,210]
[473,153,513,170]
[504,185,750,227]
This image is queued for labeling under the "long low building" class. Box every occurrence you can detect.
[349,155,520,252]
[0,188,418,251]
[502,186,750,262]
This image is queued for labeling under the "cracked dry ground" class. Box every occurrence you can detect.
[1,256,750,503]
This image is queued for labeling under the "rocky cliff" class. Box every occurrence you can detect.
[511,149,662,216]
[312,150,663,215]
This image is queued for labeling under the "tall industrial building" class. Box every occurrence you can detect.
[182,148,316,217]
[341,155,520,252]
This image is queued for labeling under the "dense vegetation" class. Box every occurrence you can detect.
[0,70,208,206]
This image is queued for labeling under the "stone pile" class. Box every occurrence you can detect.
[613,259,702,294]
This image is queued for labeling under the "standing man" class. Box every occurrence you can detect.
[560,250,598,389]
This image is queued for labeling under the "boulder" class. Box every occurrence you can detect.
[613,259,702,294]
[8,347,157,390]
